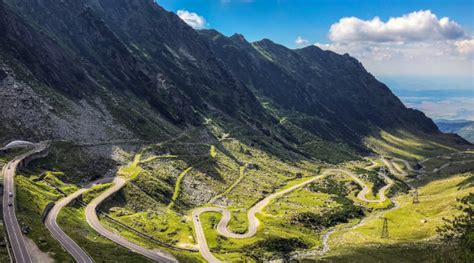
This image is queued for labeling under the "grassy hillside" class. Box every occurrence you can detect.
[1,123,471,263]
[323,172,473,262]
[365,130,466,160]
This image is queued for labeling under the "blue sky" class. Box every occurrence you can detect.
[158,0,473,47]
[157,0,474,120]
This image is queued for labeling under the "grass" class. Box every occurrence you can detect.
[422,151,474,172]
[251,43,274,62]
[15,174,73,262]
[57,174,202,262]
[85,124,470,262]
[109,209,196,249]
[210,145,217,158]
[97,135,327,261]
[58,206,153,262]
[199,211,259,262]
[196,175,361,261]
[198,203,324,262]
[118,154,144,180]
[99,215,202,262]
[365,130,458,160]
[43,171,79,194]
[318,242,461,263]
[168,167,194,209]
[208,166,245,204]
[0,222,11,262]
[139,154,177,164]
[81,183,112,203]
[325,172,473,260]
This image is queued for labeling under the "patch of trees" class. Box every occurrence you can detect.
[301,178,364,230]
[308,177,348,196]
[354,167,385,193]
[246,237,310,260]
[437,192,473,262]
[292,204,363,231]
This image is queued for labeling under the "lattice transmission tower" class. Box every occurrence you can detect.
[413,187,420,204]
[381,217,389,238]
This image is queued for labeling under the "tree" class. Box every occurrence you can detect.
[437,193,473,261]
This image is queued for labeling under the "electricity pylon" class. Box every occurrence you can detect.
[381,217,389,238]
[413,187,420,204]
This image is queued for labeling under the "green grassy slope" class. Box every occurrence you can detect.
[324,172,473,262]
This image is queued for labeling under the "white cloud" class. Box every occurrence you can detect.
[316,10,473,78]
[295,36,309,45]
[455,39,474,56]
[329,10,465,43]
[177,10,206,29]
[315,40,474,76]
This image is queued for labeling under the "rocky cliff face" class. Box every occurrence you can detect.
[0,0,466,158]
[3,0,269,124]
[199,30,440,142]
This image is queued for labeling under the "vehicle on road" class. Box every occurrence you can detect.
[8,192,13,197]
[8,202,12,207]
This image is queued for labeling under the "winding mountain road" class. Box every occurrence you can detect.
[192,164,394,262]
[45,178,114,263]
[84,177,177,263]
[2,142,48,263]
[365,159,379,170]
[381,158,408,177]
[346,169,393,203]
[292,154,474,260]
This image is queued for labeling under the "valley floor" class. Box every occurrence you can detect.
[1,131,473,263]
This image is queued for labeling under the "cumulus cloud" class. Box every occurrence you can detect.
[315,40,473,76]
[177,10,206,29]
[295,36,309,45]
[455,39,474,56]
[316,10,473,77]
[329,10,465,43]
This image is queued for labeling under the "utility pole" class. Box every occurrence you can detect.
[381,217,389,238]
[413,187,420,204]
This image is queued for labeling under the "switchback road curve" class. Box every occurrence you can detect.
[44,178,114,263]
[84,177,177,263]
[192,163,394,263]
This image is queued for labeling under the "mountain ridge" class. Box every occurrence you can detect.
[0,0,469,160]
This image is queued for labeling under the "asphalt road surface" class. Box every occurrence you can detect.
[45,178,114,263]
[84,177,177,263]
[191,162,397,262]
[2,142,47,263]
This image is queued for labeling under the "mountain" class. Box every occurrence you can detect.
[436,119,474,142]
[199,30,440,139]
[0,0,271,141]
[1,1,473,262]
[0,0,468,162]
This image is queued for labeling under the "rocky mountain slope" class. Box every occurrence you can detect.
[0,0,468,160]
[199,30,441,145]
